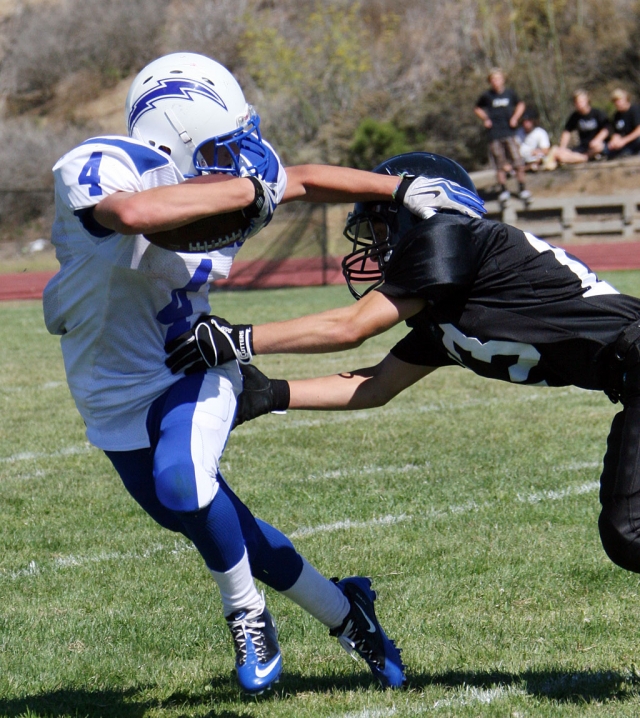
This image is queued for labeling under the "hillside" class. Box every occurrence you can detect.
[2,0,640,273]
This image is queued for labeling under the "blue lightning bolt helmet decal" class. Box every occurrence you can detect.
[127,78,227,131]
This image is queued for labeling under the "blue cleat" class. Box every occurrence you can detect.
[226,604,282,694]
[330,576,406,689]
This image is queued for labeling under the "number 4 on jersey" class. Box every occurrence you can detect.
[78,151,103,197]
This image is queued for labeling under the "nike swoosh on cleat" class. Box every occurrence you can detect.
[254,654,282,679]
[354,602,377,633]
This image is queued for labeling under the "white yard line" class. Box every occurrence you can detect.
[332,670,639,716]
[0,444,95,464]
[292,476,601,538]
[291,514,411,538]
[332,684,528,717]
[0,476,602,582]
[431,684,529,710]
[3,540,196,580]
[335,709,398,718]
[301,462,430,483]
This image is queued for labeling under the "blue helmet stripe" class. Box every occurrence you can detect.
[128,78,228,131]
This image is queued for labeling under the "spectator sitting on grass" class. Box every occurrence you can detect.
[607,88,640,160]
[516,110,551,171]
[543,89,609,170]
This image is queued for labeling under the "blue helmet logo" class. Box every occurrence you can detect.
[127,78,228,132]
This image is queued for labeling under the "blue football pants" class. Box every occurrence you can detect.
[105,369,303,591]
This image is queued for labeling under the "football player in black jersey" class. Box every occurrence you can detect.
[165,151,640,577]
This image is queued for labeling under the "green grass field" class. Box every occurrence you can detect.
[2,272,640,717]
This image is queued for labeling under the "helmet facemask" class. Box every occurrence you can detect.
[342,205,395,299]
[192,108,269,176]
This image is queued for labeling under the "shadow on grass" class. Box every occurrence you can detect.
[1,667,637,715]
[0,683,243,718]
[0,672,376,717]
[408,667,640,704]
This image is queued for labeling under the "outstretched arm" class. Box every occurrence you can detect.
[282,164,399,204]
[234,354,435,426]
[252,290,426,354]
[288,354,436,410]
[282,164,485,218]
[165,290,426,374]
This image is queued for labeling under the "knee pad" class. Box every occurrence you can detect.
[155,462,216,513]
[599,500,640,573]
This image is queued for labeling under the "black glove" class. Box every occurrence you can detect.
[165,315,254,374]
[234,364,290,428]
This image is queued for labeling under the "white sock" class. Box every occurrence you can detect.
[209,549,264,617]
[281,558,349,628]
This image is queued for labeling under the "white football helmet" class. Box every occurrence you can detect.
[125,52,269,177]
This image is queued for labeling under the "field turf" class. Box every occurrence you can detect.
[2,271,640,717]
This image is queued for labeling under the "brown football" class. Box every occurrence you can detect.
[144,174,251,253]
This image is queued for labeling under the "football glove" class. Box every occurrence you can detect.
[394,175,486,219]
[165,315,254,374]
[234,364,290,428]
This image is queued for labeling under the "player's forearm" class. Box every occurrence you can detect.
[287,359,436,410]
[94,176,256,234]
[251,293,423,355]
[252,310,367,354]
[281,165,399,204]
[288,371,383,410]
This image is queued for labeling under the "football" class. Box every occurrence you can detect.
[144,174,252,253]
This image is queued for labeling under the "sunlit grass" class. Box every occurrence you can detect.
[0,272,639,716]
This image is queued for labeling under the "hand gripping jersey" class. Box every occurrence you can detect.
[44,136,286,451]
[383,213,640,391]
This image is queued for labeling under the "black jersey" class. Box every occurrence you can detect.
[476,88,520,140]
[564,108,609,146]
[381,213,640,390]
[612,104,640,136]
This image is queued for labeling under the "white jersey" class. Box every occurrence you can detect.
[44,136,286,451]
[517,126,551,163]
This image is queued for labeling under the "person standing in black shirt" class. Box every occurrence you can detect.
[544,89,609,169]
[474,68,530,203]
[607,88,640,159]
[170,152,640,580]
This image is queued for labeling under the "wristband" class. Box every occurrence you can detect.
[234,325,254,363]
[391,173,414,204]
[271,379,290,411]
[241,176,267,220]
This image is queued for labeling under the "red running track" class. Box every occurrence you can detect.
[2,242,640,301]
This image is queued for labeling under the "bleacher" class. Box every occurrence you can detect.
[471,155,640,243]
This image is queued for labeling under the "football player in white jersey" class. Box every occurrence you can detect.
[44,53,483,693]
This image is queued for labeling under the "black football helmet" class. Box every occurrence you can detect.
[342,152,477,299]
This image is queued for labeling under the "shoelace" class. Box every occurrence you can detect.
[228,613,269,664]
[337,616,383,667]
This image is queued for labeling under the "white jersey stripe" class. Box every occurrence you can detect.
[524,232,619,298]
